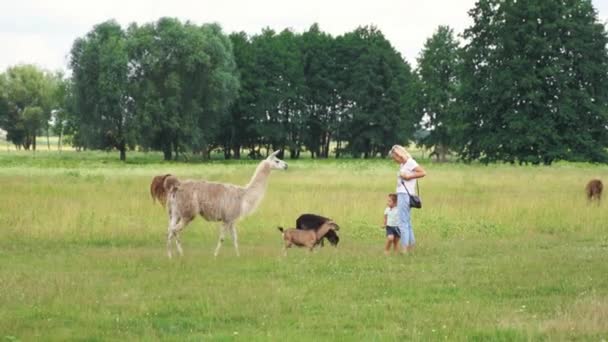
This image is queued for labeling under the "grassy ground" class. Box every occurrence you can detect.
[1,150,607,341]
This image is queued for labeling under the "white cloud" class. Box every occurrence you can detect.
[0,0,606,72]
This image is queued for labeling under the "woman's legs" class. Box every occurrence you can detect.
[397,193,415,251]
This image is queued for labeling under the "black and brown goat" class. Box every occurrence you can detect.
[278,221,340,255]
[296,213,340,247]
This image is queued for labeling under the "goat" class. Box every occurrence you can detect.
[296,213,340,247]
[278,221,339,256]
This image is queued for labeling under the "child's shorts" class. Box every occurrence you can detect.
[386,226,401,238]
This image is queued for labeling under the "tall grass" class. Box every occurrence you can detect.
[0,151,607,340]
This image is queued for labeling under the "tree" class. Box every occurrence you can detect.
[128,19,239,160]
[460,0,608,164]
[336,26,419,158]
[223,32,259,159]
[300,24,341,158]
[70,20,133,161]
[0,65,56,150]
[249,28,306,159]
[416,26,462,162]
[50,73,73,151]
[196,23,240,159]
[0,74,8,142]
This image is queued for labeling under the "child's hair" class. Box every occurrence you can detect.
[388,193,397,203]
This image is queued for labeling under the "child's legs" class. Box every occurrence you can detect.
[385,234,395,252]
[397,193,415,248]
[392,236,400,251]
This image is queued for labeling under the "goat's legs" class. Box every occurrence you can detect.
[229,223,239,257]
[282,242,292,257]
[214,223,229,257]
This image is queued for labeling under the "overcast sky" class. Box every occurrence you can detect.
[1,0,607,72]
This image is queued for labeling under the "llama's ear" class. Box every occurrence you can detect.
[269,150,280,158]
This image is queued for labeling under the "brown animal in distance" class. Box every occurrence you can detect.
[586,179,603,204]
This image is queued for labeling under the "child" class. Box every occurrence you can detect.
[383,193,400,255]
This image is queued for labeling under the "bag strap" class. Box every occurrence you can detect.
[401,178,420,196]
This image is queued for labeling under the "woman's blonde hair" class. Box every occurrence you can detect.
[389,145,411,161]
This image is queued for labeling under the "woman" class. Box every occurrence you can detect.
[389,145,426,252]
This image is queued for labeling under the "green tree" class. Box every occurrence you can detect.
[0,74,8,142]
[416,26,462,162]
[250,29,305,159]
[70,20,133,161]
[223,32,259,159]
[461,0,608,164]
[0,65,56,150]
[197,23,240,159]
[128,19,239,160]
[51,73,74,151]
[300,24,341,158]
[336,26,419,158]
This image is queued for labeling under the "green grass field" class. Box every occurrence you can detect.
[1,150,607,341]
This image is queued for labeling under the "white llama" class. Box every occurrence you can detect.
[152,151,288,257]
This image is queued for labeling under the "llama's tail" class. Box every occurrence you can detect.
[150,174,180,207]
[586,179,603,198]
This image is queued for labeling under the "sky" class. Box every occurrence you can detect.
[1,0,607,72]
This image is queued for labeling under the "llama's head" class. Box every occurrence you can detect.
[266,150,288,170]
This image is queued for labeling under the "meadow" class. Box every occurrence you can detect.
[0,149,607,341]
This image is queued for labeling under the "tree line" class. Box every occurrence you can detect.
[1,0,607,164]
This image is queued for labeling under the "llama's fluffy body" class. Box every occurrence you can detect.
[586,179,603,203]
[171,180,246,223]
[153,151,287,258]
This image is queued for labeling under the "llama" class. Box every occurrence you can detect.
[278,221,339,256]
[152,151,288,258]
[586,179,603,204]
[296,213,340,247]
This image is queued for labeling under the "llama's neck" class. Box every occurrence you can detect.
[241,161,272,216]
[245,160,271,190]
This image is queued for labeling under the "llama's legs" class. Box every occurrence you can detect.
[167,216,190,258]
[229,223,240,257]
[171,218,190,257]
[167,230,174,258]
[166,215,179,258]
[214,223,228,257]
